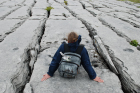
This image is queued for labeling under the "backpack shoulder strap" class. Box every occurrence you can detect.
[75,44,84,55]
[64,43,70,53]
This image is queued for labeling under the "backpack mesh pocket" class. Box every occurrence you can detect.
[58,62,78,78]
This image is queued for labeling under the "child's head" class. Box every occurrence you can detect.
[68,32,78,43]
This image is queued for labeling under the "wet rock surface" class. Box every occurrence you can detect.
[0,0,140,93]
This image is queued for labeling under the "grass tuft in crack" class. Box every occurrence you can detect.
[45,6,54,12]
[130,40,139,47]
[45,6,54,18]
[64,1,68,5]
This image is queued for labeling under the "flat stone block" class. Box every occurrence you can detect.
[0,6,19,19]
[80,1,92,8]
[5,6,30,19]
[29,16,46,20]
[0,19,24,41]
[32,8,47,16]
[100,15,140,43]
[86,7,102,16]
[0,19,43,93]
[34,0,49,8]
[24,0,35,7]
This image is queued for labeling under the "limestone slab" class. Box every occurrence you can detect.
[32,8,47,16]
[55,0,65,3]
[109,12,140,28]
[5,6,30,19]
[112,6,136,13]
[111,12,140,23]
[50,8,71,16]
[34,0,49,8]
[0,0,6,4]
[98,1,119,8]
[67,6,83,9]
[0,19,24,41]
[80,1,92,8]
[97,7,115,13]
[1,0,24,6]
[0,19,45,93]
[89,2,106,8]
[29,16,46,20]
[0,6,19,19]
[66,1,82,6]
[51,2,64,9]
[74,9,93,16]
[101,0,140,11]
[1,1,18,6]
[86,7,102,16]
[49,15,76,20]
[99,15,140,43]
[24,0,35,7]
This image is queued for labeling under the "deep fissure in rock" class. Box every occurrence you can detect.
[107,47,140,93]
[21,20,47,93]
[18,50,32,93]
[80,2,85,9]
[48,11,50,18]
[28,0,36,17]
[10,18,47,93]
[29,10,32,17]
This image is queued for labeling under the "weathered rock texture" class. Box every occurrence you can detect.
[0,0,48,93]
[0,0,140,93]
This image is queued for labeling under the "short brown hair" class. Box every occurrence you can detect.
[68,32,78,43]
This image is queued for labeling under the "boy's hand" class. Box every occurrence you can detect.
[41,74,51,81]
[93,76,104,83]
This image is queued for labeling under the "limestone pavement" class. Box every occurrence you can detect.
[0,0,140,93]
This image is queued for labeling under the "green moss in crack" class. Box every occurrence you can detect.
[130,40,139,47]
[64,1,68,5]
[137,6,140,8]
[45,6,54,12]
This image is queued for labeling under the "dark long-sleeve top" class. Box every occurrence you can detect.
[47,35,97,80]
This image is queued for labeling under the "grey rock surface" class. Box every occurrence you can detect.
[24,0,35,7]
[99,15,140,43]
[23,83,32,93]
[0,0,140,93]
[0,19,25,42]
[5,6,30,19]
[0,0,48,93]
[0,6,19,20]
[34,0,49,8]
[0,19,46,93]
